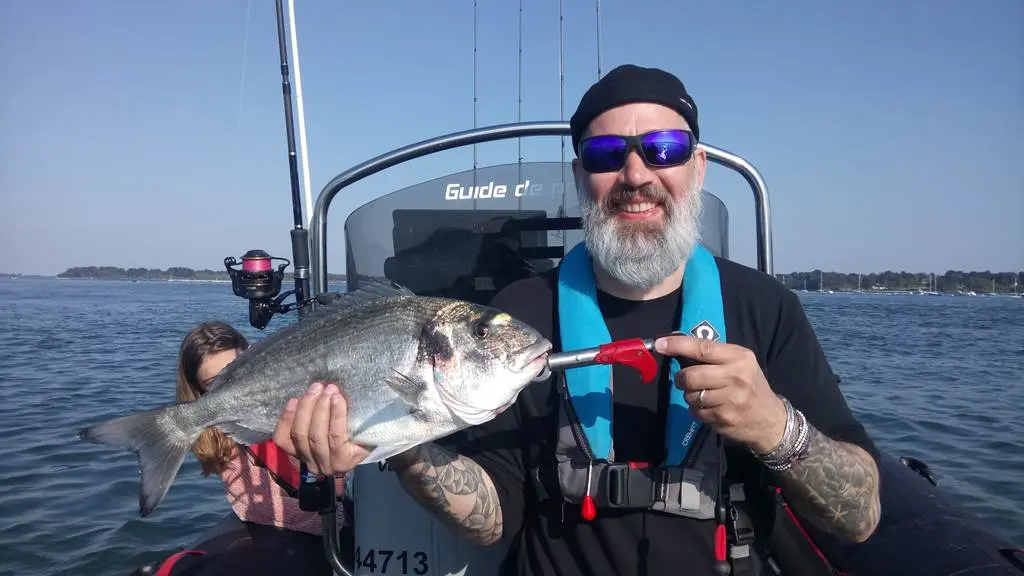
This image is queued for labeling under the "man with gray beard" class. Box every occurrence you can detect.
[273,65,882,576]
[579,159,704,292]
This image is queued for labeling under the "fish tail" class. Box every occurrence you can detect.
[78,402,200,517]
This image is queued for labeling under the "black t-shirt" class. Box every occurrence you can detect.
[438,257,879,576]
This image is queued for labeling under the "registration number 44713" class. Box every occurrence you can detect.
[354,547,429,575]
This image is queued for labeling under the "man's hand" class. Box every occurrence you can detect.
[655,334,787,453]
[656,334,882,543]
[272,381,371,475]
[271,382,506,545]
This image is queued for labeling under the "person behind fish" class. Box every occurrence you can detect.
[272,65,882,575]
[176,320,346,537]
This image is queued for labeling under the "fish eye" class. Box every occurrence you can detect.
[473,321,490,339]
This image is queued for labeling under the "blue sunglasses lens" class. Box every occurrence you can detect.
[641,130,693,166]
[579,130,693,173]
[579,136,628,173]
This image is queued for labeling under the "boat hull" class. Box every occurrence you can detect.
[814,451,1022,575]
[132,450,1023,575]
[130,517,343,576]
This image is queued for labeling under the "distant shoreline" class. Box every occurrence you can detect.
[2,266,346,283]
[1,275,350,283]
[2,276,351,283]
[3,267,1020,295]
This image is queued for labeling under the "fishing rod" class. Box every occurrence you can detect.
[223,0,316,330]
[222,1,352,575]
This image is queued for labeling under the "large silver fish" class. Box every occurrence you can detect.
[78,280,552,516]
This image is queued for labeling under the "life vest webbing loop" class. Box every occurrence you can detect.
[725,484,761,576]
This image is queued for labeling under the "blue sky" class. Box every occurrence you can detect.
[1,0,1021,276]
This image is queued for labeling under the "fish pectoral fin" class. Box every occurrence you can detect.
[362,442,422,465]
[383,370,428,411]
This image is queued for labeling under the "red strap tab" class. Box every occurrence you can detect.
[154,549,205,576]
[250,440,301,493]
[595,338,658,383]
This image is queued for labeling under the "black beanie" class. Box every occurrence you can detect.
[569,64,699,153]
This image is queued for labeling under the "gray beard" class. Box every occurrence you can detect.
[578,172,704,291]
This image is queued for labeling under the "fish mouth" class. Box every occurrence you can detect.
[513,339,553,377]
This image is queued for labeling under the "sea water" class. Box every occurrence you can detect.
[0,278,1021,575]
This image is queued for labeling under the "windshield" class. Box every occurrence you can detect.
[343,161,729,304]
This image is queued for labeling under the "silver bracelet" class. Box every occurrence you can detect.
[757,395,796,460]
[754,396,810,471]
[762,409,809,471]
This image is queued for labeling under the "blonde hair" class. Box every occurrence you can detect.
[175,320,249,476]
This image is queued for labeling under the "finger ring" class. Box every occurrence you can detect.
[696,389,706,409]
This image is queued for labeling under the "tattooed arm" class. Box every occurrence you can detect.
[759,289,882,544]
[768,423,881,543]
[388,443,504,545]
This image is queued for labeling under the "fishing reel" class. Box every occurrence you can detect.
[224,249,296,330]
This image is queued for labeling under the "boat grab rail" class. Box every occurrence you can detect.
[308,121,774,295]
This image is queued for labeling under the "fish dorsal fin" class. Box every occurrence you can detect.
[313,278,416,311]
[350,277,417,298]
[383,369,428,410]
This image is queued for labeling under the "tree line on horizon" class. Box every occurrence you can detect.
[44,265,1023,294]
[777,270,1022,293]
[53,266,348,282]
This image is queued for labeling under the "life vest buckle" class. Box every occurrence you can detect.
[605,461,657,509]
[535,458,717,520]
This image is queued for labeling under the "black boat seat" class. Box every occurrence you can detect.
[383,211,563,305]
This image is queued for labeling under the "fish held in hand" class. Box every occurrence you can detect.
[78,280,552,517]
